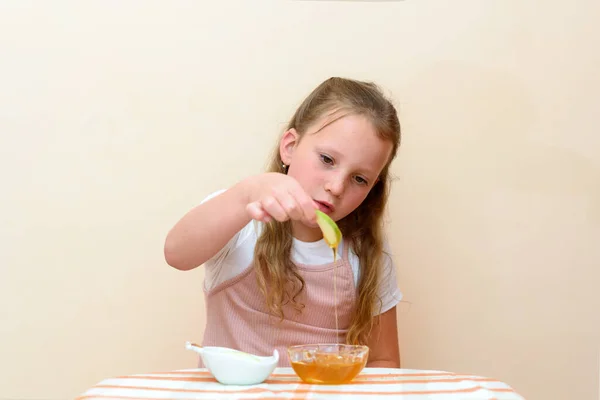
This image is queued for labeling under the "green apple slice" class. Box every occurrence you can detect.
[315,210,342,248]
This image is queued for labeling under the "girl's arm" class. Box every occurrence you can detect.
[365,306,401,368]
[164,173,317,271]
[164,179,254,271]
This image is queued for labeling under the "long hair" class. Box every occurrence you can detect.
[253,77,401,345]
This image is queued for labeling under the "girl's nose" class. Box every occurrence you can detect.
[325,174,345,197]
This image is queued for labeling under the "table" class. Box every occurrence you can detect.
[77,367,525,399]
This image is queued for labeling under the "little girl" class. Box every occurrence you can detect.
[164,77,403,368]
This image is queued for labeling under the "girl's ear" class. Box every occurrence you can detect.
[279,128,299,165]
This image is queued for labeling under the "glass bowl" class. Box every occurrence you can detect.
[287,344,369,384]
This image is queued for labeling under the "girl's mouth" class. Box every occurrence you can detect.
[315,200,334,214]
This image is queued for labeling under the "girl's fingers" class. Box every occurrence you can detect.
[279,189,306,222]
[288,186,319,224]
[248,178,320,224]
[246,201,271,223]
[260,195,289,222]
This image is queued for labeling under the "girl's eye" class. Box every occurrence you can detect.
[354,176,368,185]
[320,154,334,165]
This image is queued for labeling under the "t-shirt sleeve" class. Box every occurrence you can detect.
[200,189,227,205]
[376,240,403,315]
[198,189,256,290]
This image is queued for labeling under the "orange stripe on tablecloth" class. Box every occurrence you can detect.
[273,372,459,378]
[112,374,500,386]
[117,375,219,382]
[89,383,509,396]
[142,370,458,378]
[130,370,213,376]
[78,395,308,400]
[118,375,306,386]
[77,396,153,400]
[363,373,458,378]
[290,383,311,400]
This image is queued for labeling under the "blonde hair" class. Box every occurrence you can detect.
[253,77,401,345]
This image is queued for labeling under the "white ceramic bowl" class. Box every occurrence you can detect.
[186,342,279,385]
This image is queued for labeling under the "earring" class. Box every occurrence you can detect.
[281,163,288,173]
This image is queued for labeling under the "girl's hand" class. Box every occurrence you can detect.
[244,173,319,225]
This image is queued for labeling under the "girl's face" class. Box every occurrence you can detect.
[280,113,393,242]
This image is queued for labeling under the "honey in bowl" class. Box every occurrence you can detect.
[287,344,369,384]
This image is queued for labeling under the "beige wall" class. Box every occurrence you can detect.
[1,1,598,399]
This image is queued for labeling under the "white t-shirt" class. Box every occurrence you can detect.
[201,189,403,316]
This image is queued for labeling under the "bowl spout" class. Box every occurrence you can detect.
[185,342,204,355]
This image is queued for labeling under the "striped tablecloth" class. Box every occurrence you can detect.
[77,367,525,399]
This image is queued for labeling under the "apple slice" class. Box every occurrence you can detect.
[315,210,342,248]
